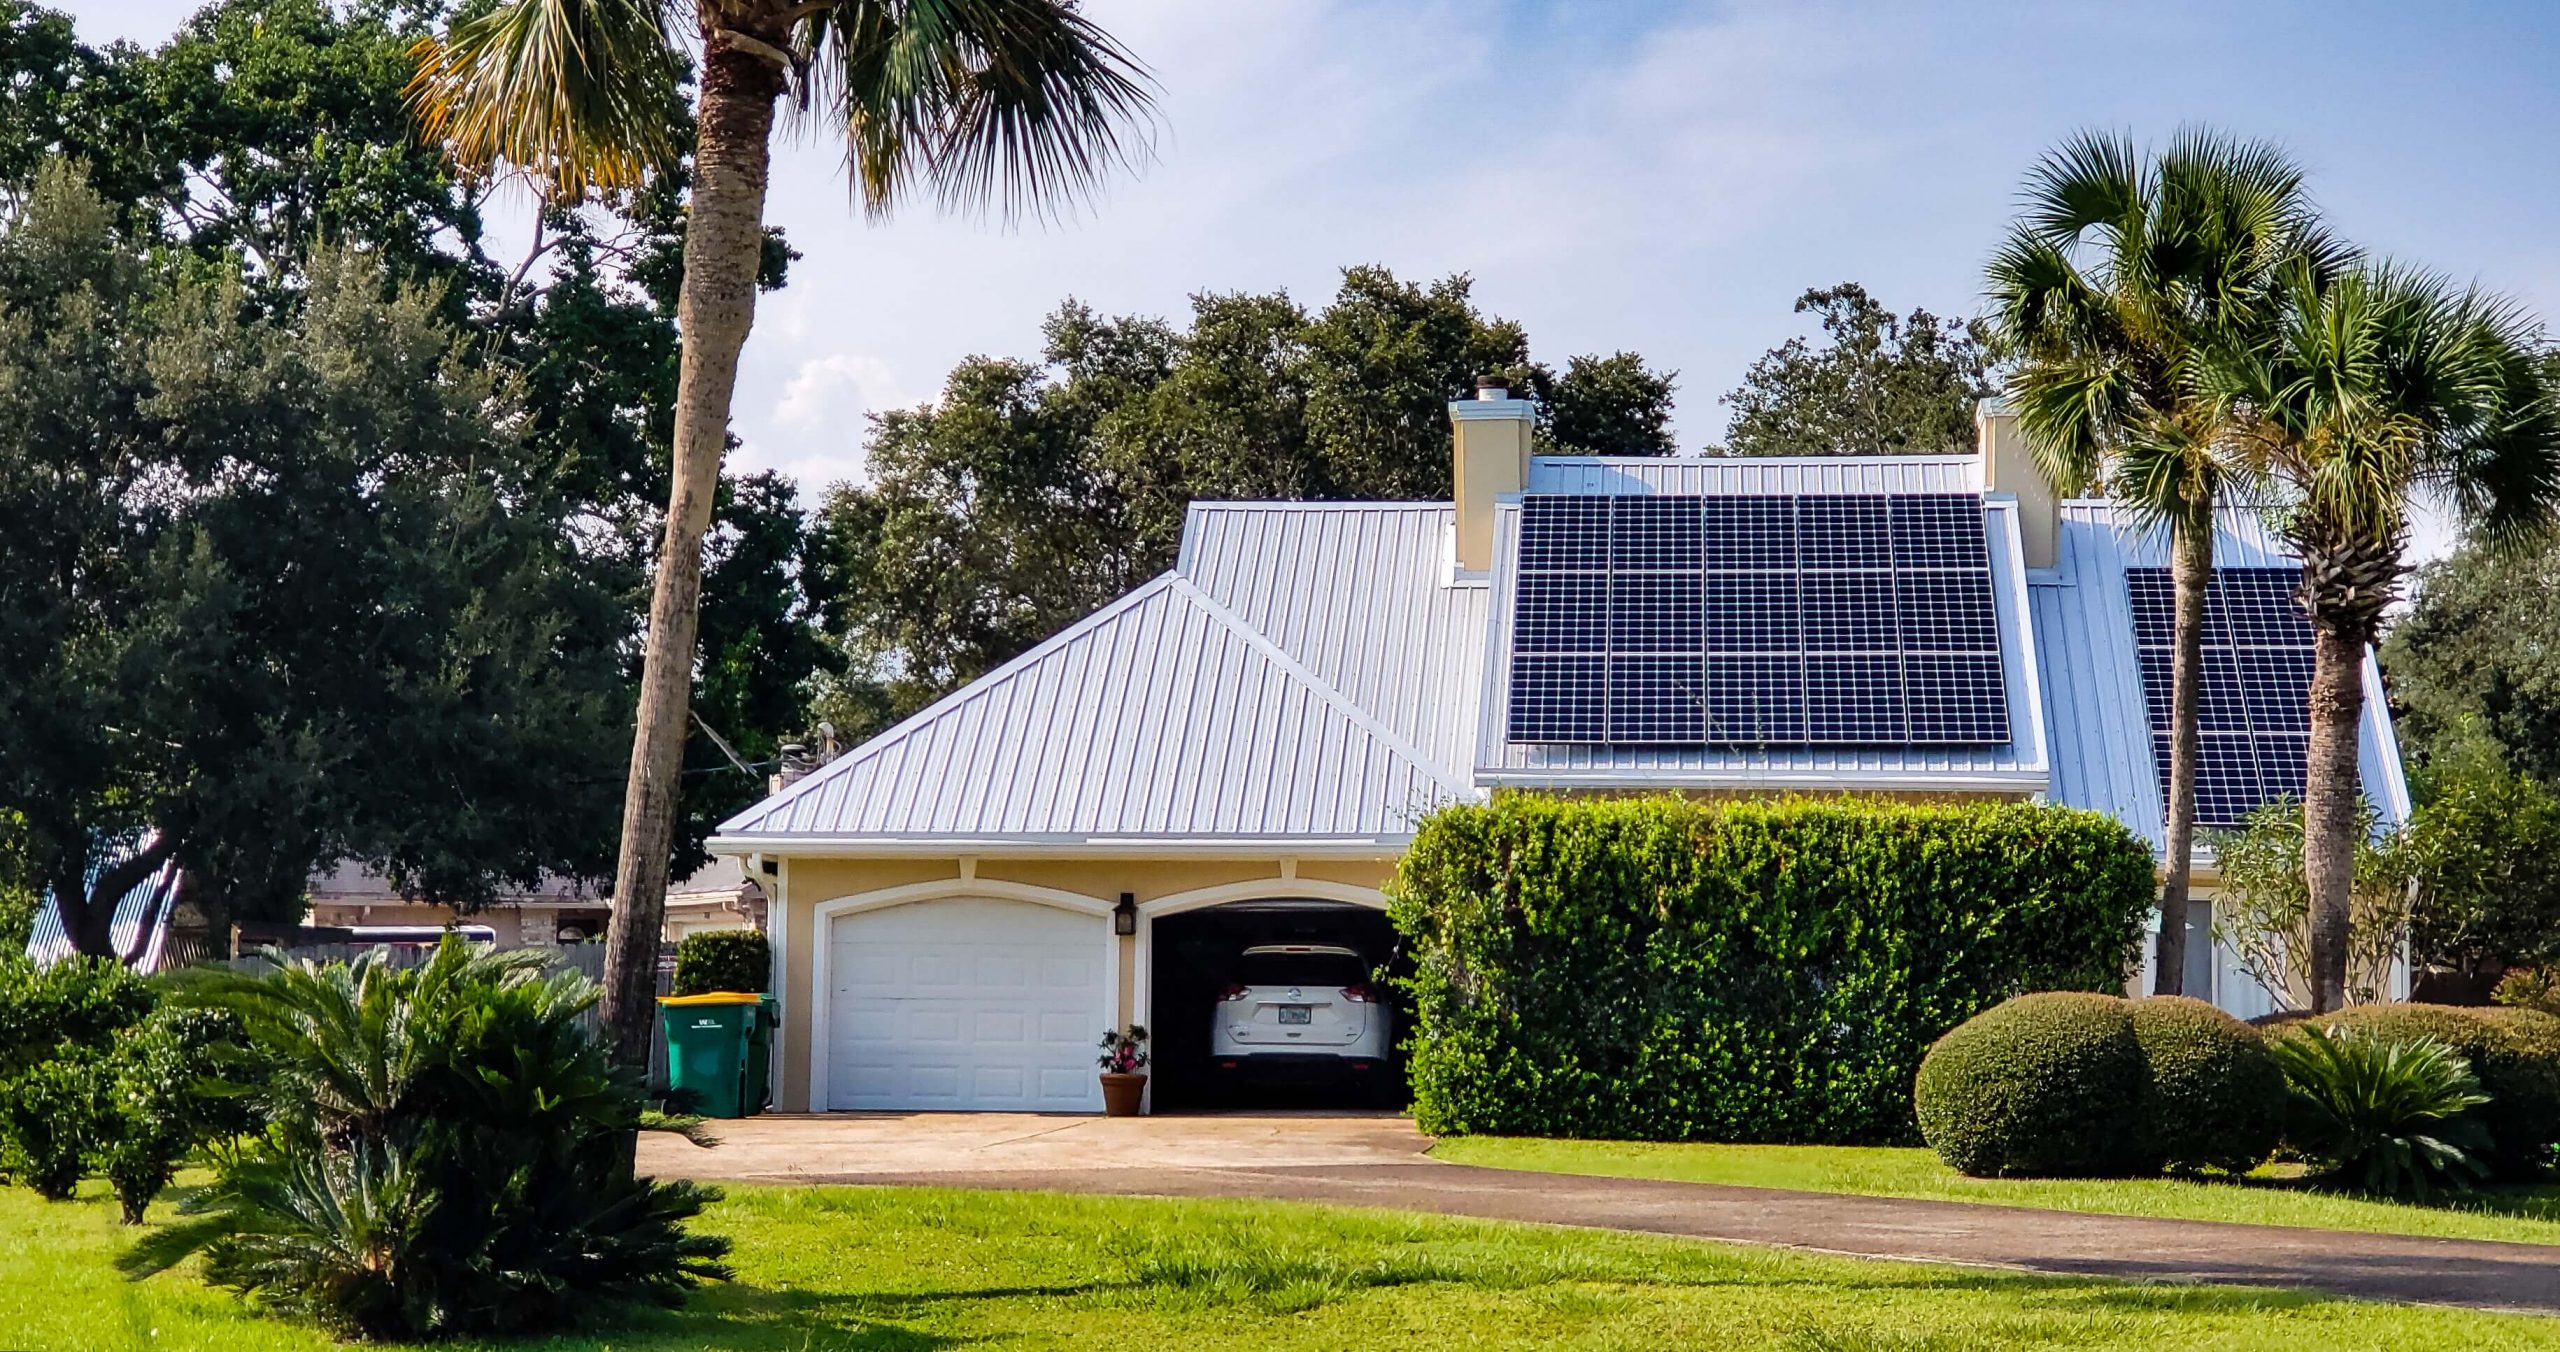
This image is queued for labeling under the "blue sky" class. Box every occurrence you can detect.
[59,0,2560,527]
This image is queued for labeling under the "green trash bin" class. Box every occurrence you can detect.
[659,992,762,1118]
[742,994,778,1116]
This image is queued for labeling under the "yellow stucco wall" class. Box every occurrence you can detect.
[770,853,1399,1112]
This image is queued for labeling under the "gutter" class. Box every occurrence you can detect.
[703,835,1413,860]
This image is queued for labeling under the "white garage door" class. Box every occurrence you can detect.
[826,897,1107,1111]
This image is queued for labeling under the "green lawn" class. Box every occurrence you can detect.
[1431,1137,2560,1246]
[5,1182,2560,1350]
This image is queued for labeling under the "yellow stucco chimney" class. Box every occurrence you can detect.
[1449,376,1534,574]
[1978,398,2058,571]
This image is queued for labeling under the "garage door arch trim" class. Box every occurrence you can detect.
[810,880,1117,1113]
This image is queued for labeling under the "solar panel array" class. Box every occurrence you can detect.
[1508,493,2010,748]
[2122,567,2319,825]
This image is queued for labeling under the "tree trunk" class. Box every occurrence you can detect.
[2153,519,2212,997]
[600,28,787,1070]
[67,834,178,962]
[2302,623,2367,1013]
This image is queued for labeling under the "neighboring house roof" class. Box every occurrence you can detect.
[304,857,748,910]
[2034,501,2411,852]
[1474,459,2051,793]
[713,566,1473,852]
[25,832,182,969]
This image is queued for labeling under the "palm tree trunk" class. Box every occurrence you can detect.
[2153,519,2212,996]
[600,31,788,1070]
[2302,623,2367,1013]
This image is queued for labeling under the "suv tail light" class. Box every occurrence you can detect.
[1218,983,1250,1002]
[1341,983,1375,1003]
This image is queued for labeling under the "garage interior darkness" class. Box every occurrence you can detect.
[1146,901,1411,1113]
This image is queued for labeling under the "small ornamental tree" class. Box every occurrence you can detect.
[2210,799,2414,1010]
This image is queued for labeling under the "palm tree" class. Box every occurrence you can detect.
[2211,264,2560,1011]
[407,1,1154,1063]
[1985,129,2342,996]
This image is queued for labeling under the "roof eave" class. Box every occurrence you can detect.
[704,834,1414,859]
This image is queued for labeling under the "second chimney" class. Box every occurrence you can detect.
[1977,398,2059,571]
[1449,376,1533,574]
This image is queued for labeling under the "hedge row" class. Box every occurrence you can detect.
[1387,795,2156,1143]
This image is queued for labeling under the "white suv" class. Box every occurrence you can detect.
[1209,944,1389,1080]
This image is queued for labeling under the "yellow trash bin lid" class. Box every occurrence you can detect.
[658,991,766,1006]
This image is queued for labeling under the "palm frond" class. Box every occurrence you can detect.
[2017,129,2145,245]
[408,0,682,196]
[800,0,1158,222]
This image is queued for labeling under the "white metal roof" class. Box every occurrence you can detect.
[714,454,2411,858]
[1530,455,1981,496]
[1178,502,1485,783]
[2032,501,2412,851]
[711,567,1470,850]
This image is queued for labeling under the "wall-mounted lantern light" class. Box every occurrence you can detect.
[1113,892,1137,936]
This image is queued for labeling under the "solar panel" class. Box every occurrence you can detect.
[1508,492,2012,750]
[2124,566,2327,826]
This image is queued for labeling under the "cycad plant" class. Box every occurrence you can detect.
[2271,1024,2492,1199]
[406,1,1156,1063]
[1986,128,2344,994]
[2212,266,2560,1011]
[123,940,728,1340]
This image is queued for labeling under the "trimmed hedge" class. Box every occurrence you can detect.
[2295,1003,2560,1181]
[1389,795,2155,1143]
[1914,992,2152,1176]
[672,929,772,996]
[2129,996,2286,1175]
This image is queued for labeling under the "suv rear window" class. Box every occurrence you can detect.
[1235,951,1370,988]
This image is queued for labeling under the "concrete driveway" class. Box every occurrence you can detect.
[642,1112,2560,1316]
[643,1110,1431,1181]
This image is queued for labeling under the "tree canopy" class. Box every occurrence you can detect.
[2386,530,2560,783]
[1717,282,1999,457]
[810,266,1678,731]
[0,164,633,954]
[0,0,830,892]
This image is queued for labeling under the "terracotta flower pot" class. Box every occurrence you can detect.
[1100,1071,1147,1117]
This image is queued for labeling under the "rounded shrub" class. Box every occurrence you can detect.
[2128,996,2285,1174]
[1915,992,2154,1177]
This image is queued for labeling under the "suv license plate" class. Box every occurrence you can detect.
[1276,1005,1311,1025]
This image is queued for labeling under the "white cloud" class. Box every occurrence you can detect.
[739,351,917,491]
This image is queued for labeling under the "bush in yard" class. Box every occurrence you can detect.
[96,1008,258,1223]
[1914,993,2154,1176]
[2128,996,2287,1175]
[672,929,772,995]
[0,955,154,1076]
[2303,1003,2560,1181]
[2270,1025,2492,1199]
[1391,795,2155,1143]
[0,1055,108,1199]
[0,955,169,1205]
[124,937,730,1340]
